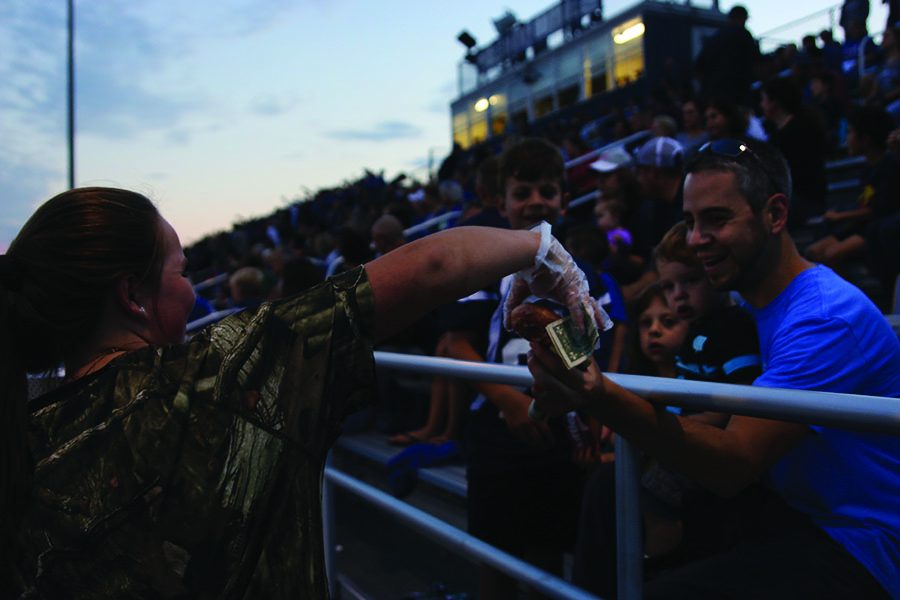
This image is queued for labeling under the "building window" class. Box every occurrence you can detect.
[534,95,554,118]
[611,18,645,88]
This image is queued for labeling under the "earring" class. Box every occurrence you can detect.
[139,306,146,314]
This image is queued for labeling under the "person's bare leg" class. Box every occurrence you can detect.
[430,379,463,444]
[388,334,451,444]
[821,234,866,268]
[805,235,837,263]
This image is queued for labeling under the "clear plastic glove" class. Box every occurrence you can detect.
[503,221,613,334]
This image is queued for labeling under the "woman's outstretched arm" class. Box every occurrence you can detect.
[365,226,539,343]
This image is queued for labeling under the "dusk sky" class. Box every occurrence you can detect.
[1,0,886,251]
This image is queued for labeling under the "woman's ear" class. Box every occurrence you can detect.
[115,276,148,319]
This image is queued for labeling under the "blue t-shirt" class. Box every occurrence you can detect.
[746,265,900,599]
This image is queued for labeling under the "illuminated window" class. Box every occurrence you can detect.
[611,18,645,88]
[470,116,488,144]
[453,111,470,149]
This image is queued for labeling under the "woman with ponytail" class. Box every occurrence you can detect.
[3,187,601,598]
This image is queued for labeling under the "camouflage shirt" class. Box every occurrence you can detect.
[17,267,375,599]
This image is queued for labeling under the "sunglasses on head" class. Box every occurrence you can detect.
[698,139,784,196]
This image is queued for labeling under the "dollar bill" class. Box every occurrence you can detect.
[545,309,600,370]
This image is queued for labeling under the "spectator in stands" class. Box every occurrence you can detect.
[2,186,600,598]
[445,138,609,599]
[866,126,900,295]
[800,34,822,64]
[874,24,900,119]
[370,214,405,257]
[841,0,871,36]
[228,266,266,310]
[589,146,645,282]
[561,134,597,198]
[675,99,709,156]
[820,29,845,74]
[629,136,687,292]
[573,282,689,594]
[806,106,900,268]
[575,222,763,595]
[705,98,749,141]
[529,139,900,599]
[761,77,829,228]
[458,155,508,229]
[325,227,373,277]
[810,71,845,150]
[841,10,881,89]
[594,197,633,259]
[694,5,761,106]
[651,115,679,138]
[279,257,324,297]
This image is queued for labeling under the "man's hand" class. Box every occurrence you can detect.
[495,388,555,449]
[528,341,608,418]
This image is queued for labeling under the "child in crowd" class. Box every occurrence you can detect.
[594,197,633,258]
[573,282,689,593]
[574,222,762,596]
[447,138,611,599]
[655,221,762,389]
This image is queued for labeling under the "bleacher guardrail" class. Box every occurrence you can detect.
[334,351,900,599]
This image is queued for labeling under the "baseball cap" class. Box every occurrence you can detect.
[589,146,634,173]
[635,137,685,169]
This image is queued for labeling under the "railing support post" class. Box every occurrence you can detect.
[615,436,643,600]
[323,452,338,597]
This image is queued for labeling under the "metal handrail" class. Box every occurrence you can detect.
[403,210,463,239]
[192,272,228,293]
[374,351,900,434]
[365,351,900,600]
[564,130,651,170]
[323,468,601,600]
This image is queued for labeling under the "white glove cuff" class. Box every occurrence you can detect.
[520,221,553,283]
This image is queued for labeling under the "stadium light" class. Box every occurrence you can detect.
[457,30,477,49]
[613,20,645,44]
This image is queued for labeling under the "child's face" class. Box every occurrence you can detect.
[638,297,688,367]
[657,260,721,322]
[501,176,565,230]
[594,201,620,232]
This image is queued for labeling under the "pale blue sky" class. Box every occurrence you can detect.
[0,0,886,250]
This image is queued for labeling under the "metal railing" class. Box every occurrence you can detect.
[319,351,900,599]
[403,210,463,239]
[323,467,601,600]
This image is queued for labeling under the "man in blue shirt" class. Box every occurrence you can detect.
[528,138,899,599]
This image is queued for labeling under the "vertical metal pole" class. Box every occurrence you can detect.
[322,452,337,597]
[615,436,643,600]
[67,0,75,189]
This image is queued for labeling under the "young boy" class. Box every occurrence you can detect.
[645,220,762,554]
[447,138,608,598]
[574,222,764,595]
[655,221,761,392]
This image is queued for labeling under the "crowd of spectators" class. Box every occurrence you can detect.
[179,5,900,597]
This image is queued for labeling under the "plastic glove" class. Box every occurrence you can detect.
[503,221,612,334]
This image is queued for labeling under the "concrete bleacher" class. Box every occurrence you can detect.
[332,431,468,529]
